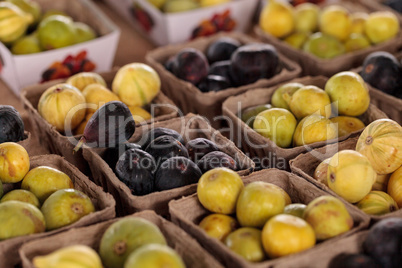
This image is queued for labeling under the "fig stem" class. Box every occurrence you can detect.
[73,137,86,154]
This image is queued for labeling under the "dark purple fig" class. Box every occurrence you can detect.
[360,51,402,96]
[230,43,280,86]
[206,37,241,63]
[115,149,156,196]
[186,138,219,162]
[164,55,176,73]
[384,0,402,12]
[138,127,184,149]
[329,253,380,268]
[103,143,142,170]
[0,105,25,143]
[197,75,231,92]
[363,217,402,268]
[73,101,135,152]
[145,135,189,169]
[208,60,233,84]
[155,156,202,191]
[197,151,238,173]
[171,48,209,85]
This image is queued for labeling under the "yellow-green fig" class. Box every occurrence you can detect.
[112,63,161,107]
[259,0,295,38]
[197,168,244,214]
[344,34,371,52]
[236,181,287,228]
[0,142,30,183]
[313,158,331,186]
[285,85,332,119]
[293,114,338,147]
[271,82,303,110]
[283,203,307,218]
[33,245,102,268]
[364,11,400,44]
[0,189,40,207]
[41,189,94,231]
[100,217,167,268]
[357,191,398,215]
[66,72,107,92]
[303,195,353,240]
[284,31,310,49]
[325,71,370,117]
[327,150,376,203]
[224,227,265,262]
[294,3,319,33]
[199,213,239,242]
[262,214,315,258]
[124,244,185,268]
[21,166,74,204]
[11,33,41,55]
[330,116,365,137]
[0,201,45,240]
[253,108,297,148]
[319,5,351,41]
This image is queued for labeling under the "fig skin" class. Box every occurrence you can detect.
[224,227,266,262]
[145,135,189,169]
[206,37,241,63]
[199,213,239,242]
[0,189,40,208]
[197,168,244,214]
[74,101,135,152]
[124,244,185,268]
[115,149,156,196]
[197,151,238,173]
[41,189,95,231]
[0,105,25,143]
[99,217,166,268]
[21,166,74,204]
[155,156,202,191]
[0,200,46,240]
[236,181,287,228]
[139,127,184,149]
[303,195,353,240]
[0,142,30,183]
[186,138,219,162]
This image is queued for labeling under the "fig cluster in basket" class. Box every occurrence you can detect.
[164,37,282,92]
[0,142,95,240]
[242,71,370,148]
[313,118,402,215]
[196,168,353,262]
[105,127,238,196]
[33,216,186,268]
[259,1,400,58]
[0,0,96,54]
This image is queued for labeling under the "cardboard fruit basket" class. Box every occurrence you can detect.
[104,0,259,46]
[21,70,178,175]
[0,0,120,96]
[169,168,370,268]
[82,113,255,217]
[0,154,115,268]
[254,0,402,77]
[221,75,388,170]
[19,210,224,268]
[289,135,402,223]
[145,31,302,129]
[352,51,402,124]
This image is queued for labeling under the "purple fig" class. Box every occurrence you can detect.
[73,101,135,152]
